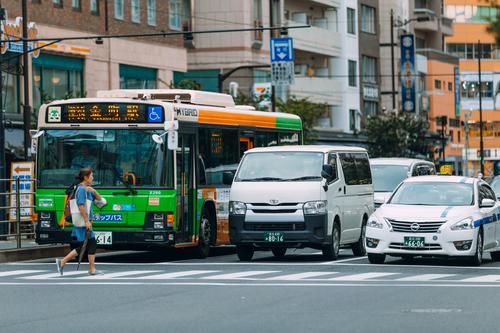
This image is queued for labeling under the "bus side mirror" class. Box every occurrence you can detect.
[223,171,234,185]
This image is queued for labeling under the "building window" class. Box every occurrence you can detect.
[348,60,357,87]
[434,80,441,89]
[458,131,461,143]
[32,54,84,112]
[363,101,378,118]
[72,0,81,10]
[347,8,356,34]
[253,0,263,41]
[147,0,156,26]
[114,0,124,19]
[53,0,62,7]
[446,43,497,59]
[461,81,493,98]
[90,0,99,14]
[1,55,20,114]
[362,56,376,84]
[447,5,498,22]
[120,64,157,89]
[448,82,452,91]
[361,5,376,34]
[131,0,140,23]
[169,0,181,31]
[349,110,359,132]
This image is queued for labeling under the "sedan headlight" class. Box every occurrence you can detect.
[367,216,384,229]
[303,201,327,215]
[450,217,474,231]
[229,201,247,215]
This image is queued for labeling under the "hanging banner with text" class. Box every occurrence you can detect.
[400,34,416,112]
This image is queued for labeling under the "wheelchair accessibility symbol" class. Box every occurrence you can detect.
[148,106,163,123]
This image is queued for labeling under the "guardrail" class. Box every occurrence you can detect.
[0,178,36,249]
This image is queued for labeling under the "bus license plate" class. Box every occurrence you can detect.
[95,232,112,245]
[404,236,425,248]
[264,232,284,242]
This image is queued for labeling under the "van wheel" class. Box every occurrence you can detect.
[236,245,254,261]
[367,253,386,264]
[351,222,367,256]
[271,248,287,258]
[467,230,483,266]
[322,223,340,260]
[195,216,211,259]
[491,251,500,261]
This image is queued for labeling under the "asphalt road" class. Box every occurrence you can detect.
[2,248,500,333]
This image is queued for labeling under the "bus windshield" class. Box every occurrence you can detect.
[38,129,171,188]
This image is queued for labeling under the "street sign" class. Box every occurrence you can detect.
[270,37,295,86]
[9,161,34,221]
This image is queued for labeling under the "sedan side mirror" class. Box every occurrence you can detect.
[480,198,496,208]
[222,171,234,185]
[321,164,334,182]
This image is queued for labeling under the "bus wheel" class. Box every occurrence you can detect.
[196,216,211,259]
[236,245,254,261]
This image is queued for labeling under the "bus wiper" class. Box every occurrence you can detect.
[100,162,137,195]
[118,178,138,196]
[241,177,284,182]
[285,176,321,181]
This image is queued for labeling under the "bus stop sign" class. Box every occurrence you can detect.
[270,37,295,86]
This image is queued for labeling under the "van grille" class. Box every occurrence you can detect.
[386,219,445,233]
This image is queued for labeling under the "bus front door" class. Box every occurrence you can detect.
[176,133,195,243]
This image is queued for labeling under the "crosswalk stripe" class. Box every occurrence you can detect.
[202,271,279,280]
[21,271,89,279]
[461,275,500,282]
[266,272,336,281]
[0,270,46,277]
[396,274,456,281]
[329,272,399,281]
[78,270,162,279]
[136,270,219,280]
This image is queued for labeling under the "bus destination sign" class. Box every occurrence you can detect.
[46,103,164,124]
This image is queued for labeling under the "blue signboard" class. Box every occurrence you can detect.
[147,106,163,123]
[400,34,416,112]
[270,38,294,62]
[454,66,460,117]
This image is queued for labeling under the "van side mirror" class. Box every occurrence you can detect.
[321,164,334,182]
[223,171,234,185]
[480,198,495,208]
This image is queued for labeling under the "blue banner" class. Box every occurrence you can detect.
[454,66,460,117]
[400,34,416,112]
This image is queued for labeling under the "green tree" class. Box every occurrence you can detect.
[170,79,202,90]
[486,1,500,45]
[364,112,432,158]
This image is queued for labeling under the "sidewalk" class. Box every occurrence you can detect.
[0,238,70,263]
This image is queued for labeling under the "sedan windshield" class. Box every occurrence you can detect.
[371,165,409,192]
[390,182,474,206]
[235,152,323,182]
[38,129,171,188]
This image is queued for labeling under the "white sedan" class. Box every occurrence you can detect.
[366,176,500,266]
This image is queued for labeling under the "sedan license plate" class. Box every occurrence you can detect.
[95,231,112,245]
[404,236,425,248]
[264,232,284,242]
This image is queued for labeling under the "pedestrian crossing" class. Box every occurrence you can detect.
[2,269,500,283]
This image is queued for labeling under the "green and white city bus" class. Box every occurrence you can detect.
[34,89,302,257]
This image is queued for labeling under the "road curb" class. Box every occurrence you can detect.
[0,245,70,263]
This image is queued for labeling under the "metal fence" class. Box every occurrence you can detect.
[0,178,36,249]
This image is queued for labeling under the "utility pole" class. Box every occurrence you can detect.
[441,115,447,165]
[390,9,396,110]
[22,0,30,160]
[464,111,471,177]
[478,40,484,175]
[0,3,5,237]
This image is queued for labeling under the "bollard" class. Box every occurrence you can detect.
[16,177,21,249]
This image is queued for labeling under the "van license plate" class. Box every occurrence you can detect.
[404,236,425,248]
[264,232,284,242]
[95,232,112,245]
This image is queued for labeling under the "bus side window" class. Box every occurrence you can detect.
[239,137,254,157]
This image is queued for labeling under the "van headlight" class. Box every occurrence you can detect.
[450,217,474,231]
[229,201,247,215]
[367,216,384,229]
[303,201,327,215]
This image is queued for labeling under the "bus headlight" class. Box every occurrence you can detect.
[450,217,474,231]
[303,201,327,215]
[229,201,247,215]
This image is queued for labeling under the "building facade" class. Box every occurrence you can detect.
[3,0,189,161]
[445,0,500,177]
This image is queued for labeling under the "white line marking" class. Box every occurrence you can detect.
[202,271,279,280]
[266,272,336,281]
[78,270,161,279]
[136,270,219,280]
[0,270,46,277]
[396,274,456,281]
[21,271,89,279]
[329,272,399,281]
[461,275,500,282]
[321,256,367,264]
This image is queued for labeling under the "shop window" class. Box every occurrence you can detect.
[119,64,157,89]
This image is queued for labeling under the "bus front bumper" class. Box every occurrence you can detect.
[35,228,176,248]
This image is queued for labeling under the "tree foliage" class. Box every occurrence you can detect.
[363,113,432,159]
[486,1,500,45]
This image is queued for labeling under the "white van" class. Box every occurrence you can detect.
[227,145,374,261]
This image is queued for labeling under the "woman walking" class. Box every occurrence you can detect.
[56,168,105,275]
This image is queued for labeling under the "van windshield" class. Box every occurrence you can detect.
[235,152,324,182]
[371,164,409,192]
